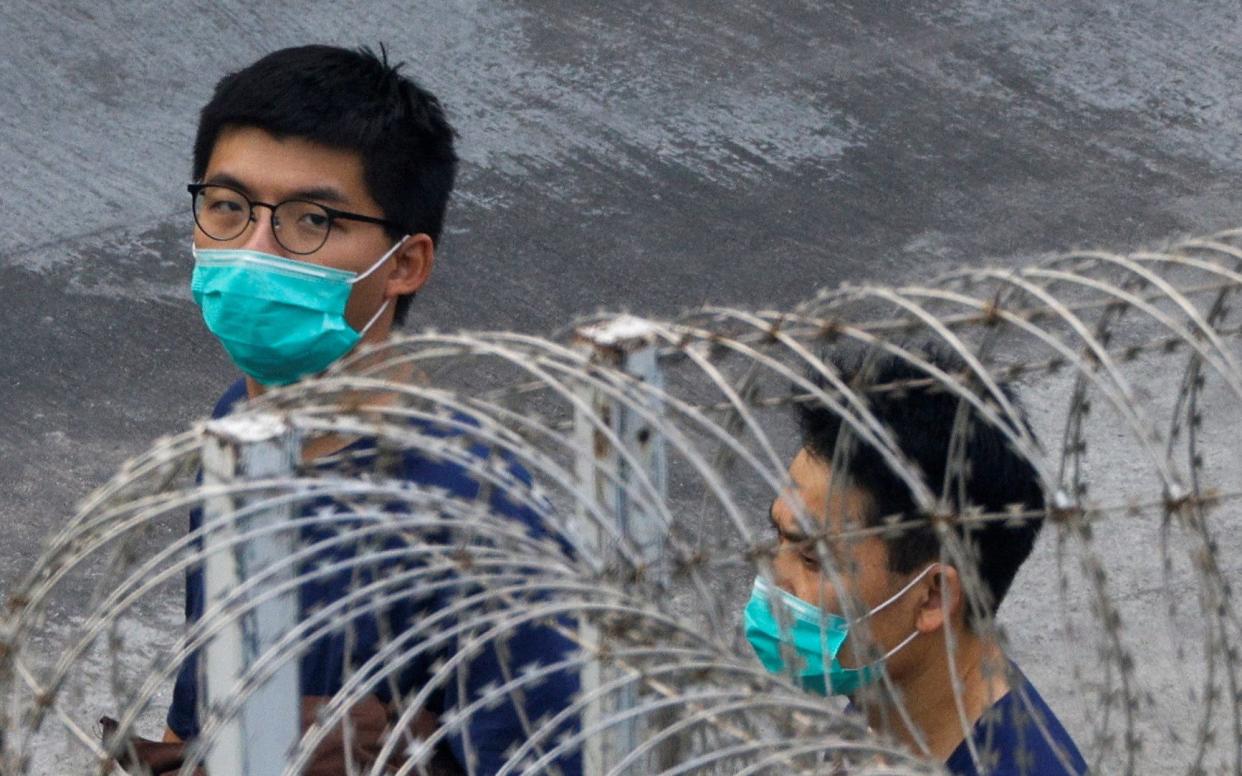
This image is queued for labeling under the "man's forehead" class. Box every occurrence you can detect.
[203,125,372,206]
[781,450,870,529]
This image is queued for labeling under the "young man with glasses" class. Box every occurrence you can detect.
[134,45,581,775]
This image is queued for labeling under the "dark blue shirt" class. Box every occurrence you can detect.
[945,665,1087,775]
[168,379,581,774]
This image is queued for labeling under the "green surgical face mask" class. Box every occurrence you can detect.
[190,238,406,386]
[743,566,933,696]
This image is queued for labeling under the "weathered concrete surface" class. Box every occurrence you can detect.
[3,1,1241,772]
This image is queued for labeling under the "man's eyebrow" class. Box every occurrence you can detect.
[768,501,809,544]
[201,174,349,206]
[288,185,348,205]
[203,173,251,194]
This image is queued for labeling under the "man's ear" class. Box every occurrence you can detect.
[914,564,961,635]
[384,233,435,298]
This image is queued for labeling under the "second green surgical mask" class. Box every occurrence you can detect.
[191,237,406,386]
[743,566,933,696]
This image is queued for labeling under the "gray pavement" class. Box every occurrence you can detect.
[3,1,1242,772]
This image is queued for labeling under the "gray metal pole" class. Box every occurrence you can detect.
[573,316,669,775]
[200,414,301,776]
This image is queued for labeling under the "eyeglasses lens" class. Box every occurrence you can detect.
[272,200,331,254]
[193,186,332,254]
[193,186,250,242]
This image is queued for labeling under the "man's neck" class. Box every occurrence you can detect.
[241,324,415,463]
[245,376,359,460]
[862,630,1010,762]
[244,375,265,400]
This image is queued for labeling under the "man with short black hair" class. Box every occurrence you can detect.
[744,353,1087,774]
[149,44,579,774]
[187,42,454,389]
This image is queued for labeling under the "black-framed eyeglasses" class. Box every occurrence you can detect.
[188,183,401,255]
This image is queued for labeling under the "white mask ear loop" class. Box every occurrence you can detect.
[351,234,410,284]
[847,627,923,675]
[844,564,938,671]
[849,563,938,626]
[350,235,408,336]
[357,298,391,336]
[877,627,922,662]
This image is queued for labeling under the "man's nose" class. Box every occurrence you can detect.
[771,565,798,598]
[238,205,286,256]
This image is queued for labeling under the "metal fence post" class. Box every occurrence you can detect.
[573,316,668,774]
[200,414,301,776]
